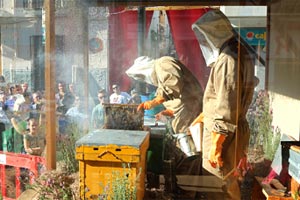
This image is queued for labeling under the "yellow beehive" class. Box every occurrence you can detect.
[75,129,150,200]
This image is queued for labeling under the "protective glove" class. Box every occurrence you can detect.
[155,109,174,121]
[191,112,204,126]
[137,96,165,111]
[209,131,226,168]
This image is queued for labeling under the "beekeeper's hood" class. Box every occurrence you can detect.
[126,56,155,85]
[192,9,235,67]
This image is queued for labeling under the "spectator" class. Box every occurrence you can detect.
[55,81,74,114]
[6,85,17,112]
[11,92,32,135]
[0,90,8,111]
[68,82,77,97]
[128,89,142,104]
[23,118,45,156]
[0,75,8,94]
[31,91,44,120]
[91,89,108,129]
[65,95,88,120]
[109,84,130,104]
[0,91,9,135]
[65,95,89,132]
[21,82,31,95]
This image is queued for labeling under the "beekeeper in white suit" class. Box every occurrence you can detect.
[126,56,203,195]
[191,9,256,199]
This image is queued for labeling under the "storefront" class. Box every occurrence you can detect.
[1,0,300,199]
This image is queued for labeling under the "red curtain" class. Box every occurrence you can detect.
[108,7,153,92]
[167,9,211,89]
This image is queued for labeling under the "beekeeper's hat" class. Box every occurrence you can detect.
[126,56,155,85]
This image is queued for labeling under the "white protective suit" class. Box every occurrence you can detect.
[192,10,255,199]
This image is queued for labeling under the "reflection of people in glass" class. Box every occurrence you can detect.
[109,84,130,104]
[192,9,256,199]
[23,118,45,156]
[91,89,108,129]
[128,89,142,104]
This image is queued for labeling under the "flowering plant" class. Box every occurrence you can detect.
[247,90,281,161]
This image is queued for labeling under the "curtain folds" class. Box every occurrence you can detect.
[108,7,153,92]
[167,9,211,89]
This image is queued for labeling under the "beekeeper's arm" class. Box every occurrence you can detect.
[155,109,174,121]
[138,58,184,111]
[209,61,237,168]
[137,95,165,111]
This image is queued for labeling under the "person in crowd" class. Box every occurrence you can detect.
[55,81,75,114]
[191,9,256,199]
[14,92,31,114]
[11,92,32,134]
[0,90,8,111]
[21,82,31,95]
[68,82,77,96]
[65,95,89,132]
[109,84,130,104]
[0,91,9,136]
[31,91,44,120]
[0,75,5,83]
[0,75,8,94]
[23,118,45,156]
[6,84,22,112]
[91,89,108,129]
[7,91,32,153]
[126,56,203,195]
[128,89,142,104]
[65,95,88,120]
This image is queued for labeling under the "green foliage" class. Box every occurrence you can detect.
[29,171,75,200]
[57,122,84,173]
[100,164,140,200]
[247,90,281,161]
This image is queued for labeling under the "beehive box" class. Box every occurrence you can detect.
[75,129,150,200]
[289,145,300,184]
[103,103,144,130]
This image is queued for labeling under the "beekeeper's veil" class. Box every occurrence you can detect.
[126,56,155,85]
[192,9,235,67]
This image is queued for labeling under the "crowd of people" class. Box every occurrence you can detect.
[0,77,143,157]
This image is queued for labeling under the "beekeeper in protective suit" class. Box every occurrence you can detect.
[126,56,203,194]
[191,9,255,199]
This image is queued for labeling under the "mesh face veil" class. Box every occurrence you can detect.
[192,10,235,67]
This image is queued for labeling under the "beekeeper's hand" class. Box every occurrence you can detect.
[137,96,165,111]
[191,112,204,126]
[209,132,226,168]
[155,109,174,121]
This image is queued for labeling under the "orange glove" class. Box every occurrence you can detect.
[191,112,204,126]
[137,96,165,111]
[155,109,174,121]
[209,131,226,168]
